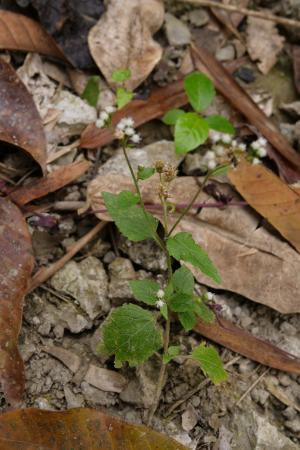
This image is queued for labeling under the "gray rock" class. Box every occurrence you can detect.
[282,407,297,421]
[120,238,167,272]
[136,359,161,408]
[216,45,235,62]
[284,418,300,433]
[80,381,117,406]
[165,13,191,46]
[97,140,181,176]
[181,404,198,431]
[64,385,85,408]
[186,8,209,27]
[108,257,136,300]
[183,152,206,175]
[50,256,110,320]
[119,378,144,406]
[230,410,298,449]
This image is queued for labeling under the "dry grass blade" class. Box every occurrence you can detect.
[80,79,187,149]
[191,43,300,171]
[228,160,300,253]
[0,198,34,406]
[0,11,67,61]
[9,160,91,206]
[195,316,300,375]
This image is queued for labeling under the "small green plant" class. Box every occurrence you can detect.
[94,69,267,424]
[82,75,100,107]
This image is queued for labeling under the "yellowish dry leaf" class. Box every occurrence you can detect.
[88,0,164,90]
[246,16,285,74]
[228,160,300,253]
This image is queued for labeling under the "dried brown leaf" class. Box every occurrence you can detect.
[9,160,91,206]
[88,0,164,90]
[195,316,300,375]
[0,11,66,61]
[0,198,34,406]
[0,59,47,173]
[246,16,285,74]
[191,43,300,174]
[87,173,300,313]
[228,160,300,253]
[0,407,188,449]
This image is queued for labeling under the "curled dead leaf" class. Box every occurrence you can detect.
[88,0,164,90]
[0,407,188,449]
[0,59,47,173]
[0,198,34,407]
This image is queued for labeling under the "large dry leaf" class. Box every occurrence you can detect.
[9,160,91,206]
[0,59,47,173]
[80,79,187,148]
[88,0,164,90]
[87,173,300,314]
[246,16,285,74]
[0,408,188,450]
[191,43,300,173]
[0,11,66,61]
[195,316,300,375]
[0,198,34,406]
[228,160,300,253]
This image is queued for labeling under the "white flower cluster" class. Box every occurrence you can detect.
[205,292,214,301]
[250,137,267,165]
[155,289,165,309]
[95,105,116,129]
[210,130,233,145]
[115,117,141,143]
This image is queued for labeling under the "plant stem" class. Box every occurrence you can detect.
[122,143,165,250]
[167,173,210,237]
[147,312,171,426]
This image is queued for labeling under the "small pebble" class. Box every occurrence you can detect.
[282,406,297,421]
[238,359,256,374]
[103,251,116,264]
[285,418,300,433]
[279,374,292,387]
[216,45,235,62]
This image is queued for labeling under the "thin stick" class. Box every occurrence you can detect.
[236,367,269,406]
[28,221,107,293]
[164,355,241,417]
[181,0,300,28]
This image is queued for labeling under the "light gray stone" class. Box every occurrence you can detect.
[50,256,109,320]
[165,13,191,46]
[216,45,235,62]
[108,257,136,300]
[186,8,209,27]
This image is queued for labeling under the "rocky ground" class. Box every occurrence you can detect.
[2,0,300,448]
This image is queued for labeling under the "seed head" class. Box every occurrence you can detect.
[154,160,165,173]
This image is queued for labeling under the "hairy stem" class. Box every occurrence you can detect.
[122,143,165,250]
[147,312,171,426]
[167,173,210,237]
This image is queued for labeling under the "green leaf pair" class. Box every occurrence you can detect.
[162,71,235,154]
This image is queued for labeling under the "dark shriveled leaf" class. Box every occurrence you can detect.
[0,198,34,406]
[0,59,47,173]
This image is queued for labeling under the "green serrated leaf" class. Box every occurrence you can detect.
[116,87,133,109]
[137,166,155,180]
[112,69,132,82]
[129,279,160,305]
[172,265,194,295]
[162,109,185,125]
[169,292,196,313]
[82,75,100,107]
[102,304,163,367]
[163,346,180,364]
[205,115,235,134]
[167,232,221,284]
[191,342,228,384]
[178,311,197,331]
[184,72,215,113]
[195,301,215,323]
[160,303,168,320]
[103,191,158,241]
[175,112,209,154]
[208,164,231,177]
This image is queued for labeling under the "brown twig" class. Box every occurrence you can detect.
[181,0,300,28]
[28,221,107,293]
